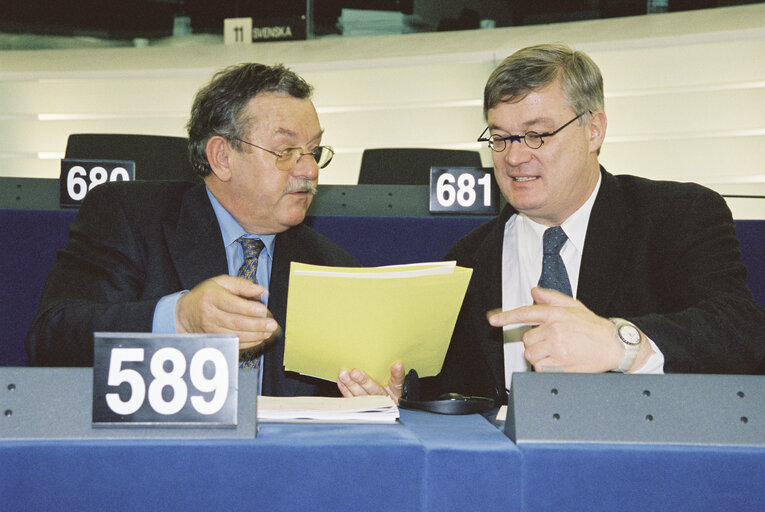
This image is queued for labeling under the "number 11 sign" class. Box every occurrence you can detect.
[224,17,253,45]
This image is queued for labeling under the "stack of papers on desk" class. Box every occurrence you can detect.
[283,261,472,384]
[257,395,399,424]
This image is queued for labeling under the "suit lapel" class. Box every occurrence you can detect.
[263,226,313,397]
[269,232,292,329]
[577,169,633,315]
[472,206,514,394]
[164,185,228,290]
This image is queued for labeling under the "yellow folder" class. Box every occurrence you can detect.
[283,261,472,384]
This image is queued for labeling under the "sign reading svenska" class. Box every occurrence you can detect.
[224,16,305,44]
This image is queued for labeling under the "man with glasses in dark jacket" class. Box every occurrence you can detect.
[26,63,402,398]
[426,43,764,404]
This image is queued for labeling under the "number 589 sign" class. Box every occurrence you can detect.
[92,333,239,427]
[429,167,499,215]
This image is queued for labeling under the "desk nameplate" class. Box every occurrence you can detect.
[1,367,257,440]
[505,373,764,446]
[92,333,239,427]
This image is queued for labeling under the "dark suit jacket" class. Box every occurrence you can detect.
[25,180,359,397]
[427,169,765,404]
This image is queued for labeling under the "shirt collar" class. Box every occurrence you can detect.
[206,187,276,257]
[559,173,601,254]
[513,172,602,253]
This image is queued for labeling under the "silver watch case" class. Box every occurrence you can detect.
[609,318,641,372]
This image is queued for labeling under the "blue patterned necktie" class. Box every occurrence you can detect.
[537,226,572,297]
[236,236,265,368]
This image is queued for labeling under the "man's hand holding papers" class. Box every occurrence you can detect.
[338,362,406,403]
[283,261,472,402]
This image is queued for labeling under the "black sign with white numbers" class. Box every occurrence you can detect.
[60,159,135,208]
[429,167,500,215]
[92,333,240,427]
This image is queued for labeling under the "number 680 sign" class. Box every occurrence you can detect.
[429,167,499,215]
[60,159,135,208]
[92,333,239,427]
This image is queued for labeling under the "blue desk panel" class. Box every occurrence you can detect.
[405,411,521,511]
[519,442,765,512]
[3,407,764,511]
[0,410,522,512]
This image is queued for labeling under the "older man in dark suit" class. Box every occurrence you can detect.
[25,63,404,398]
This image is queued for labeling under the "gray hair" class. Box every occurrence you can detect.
[484,43,604,121]
[186,63,313,177]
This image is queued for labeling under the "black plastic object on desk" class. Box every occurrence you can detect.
[398,369,496,415]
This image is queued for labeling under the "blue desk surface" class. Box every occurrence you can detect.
[520,442,765,512]
[0,410,521,512]
[2,409,764,512]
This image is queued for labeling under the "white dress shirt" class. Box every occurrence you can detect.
[501,175,664,390]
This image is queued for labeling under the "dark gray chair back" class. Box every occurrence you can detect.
[65,133,198,182]
[358,148,482,185]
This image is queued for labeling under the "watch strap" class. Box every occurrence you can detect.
[610,318,641,373]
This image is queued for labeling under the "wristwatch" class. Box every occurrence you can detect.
[609,318,641,373]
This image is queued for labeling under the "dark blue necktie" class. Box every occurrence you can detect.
[537,226,572,297]
[236,236,265,368]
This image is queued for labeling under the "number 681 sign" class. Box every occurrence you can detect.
[429,167,500,215]
[92,333,239,427]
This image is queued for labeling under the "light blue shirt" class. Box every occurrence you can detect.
[152,187,275,332]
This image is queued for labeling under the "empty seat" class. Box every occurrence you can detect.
[65,133,199,182]
[357,148,483,185]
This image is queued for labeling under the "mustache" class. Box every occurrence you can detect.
[284,179,318,195]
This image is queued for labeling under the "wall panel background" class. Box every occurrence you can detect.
[0,4,763,217]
